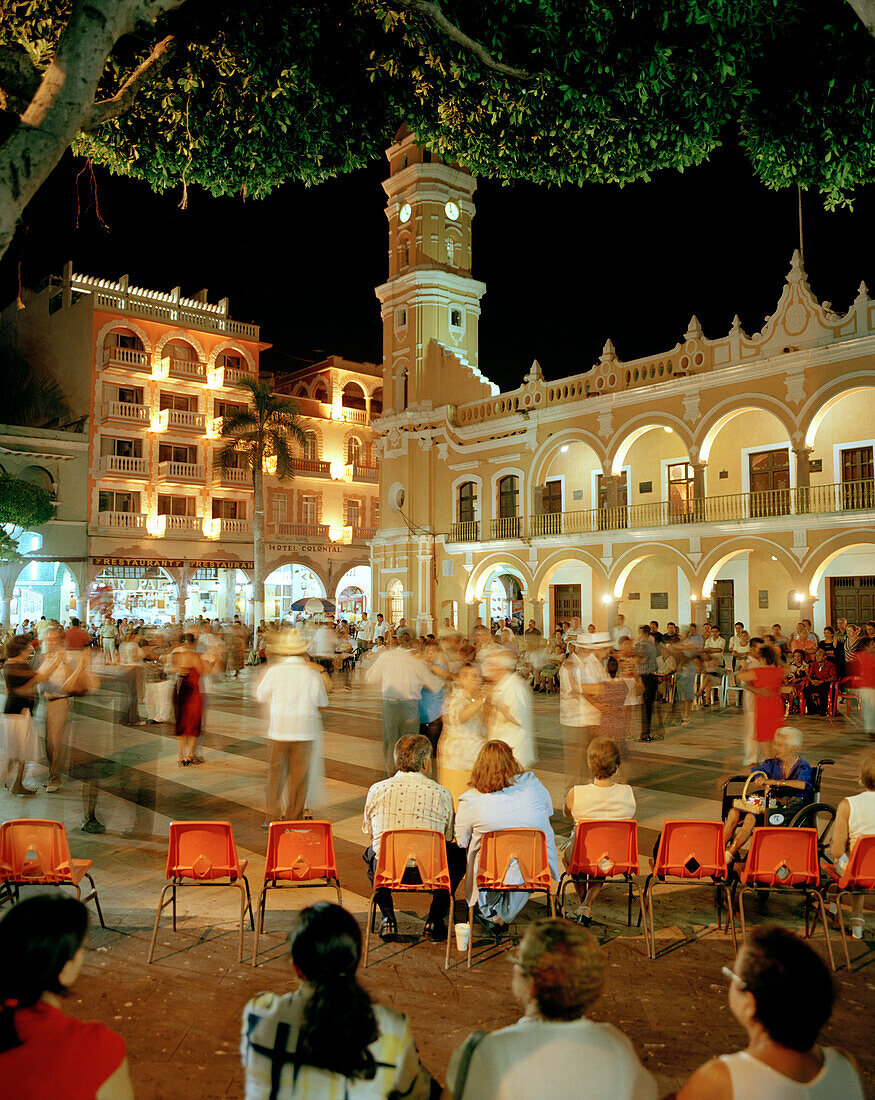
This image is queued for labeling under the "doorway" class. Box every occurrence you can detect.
[714,579,735,638]
[829,576,875,625]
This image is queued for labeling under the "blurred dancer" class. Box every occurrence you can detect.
[483,651,535,768]
[366,639,443,775]
[172,634,206,766]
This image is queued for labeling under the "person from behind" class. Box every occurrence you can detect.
[241,902,431,1099]
[0,896,133,1099]
[446,918,655,1099]
[828,751,875,940]
[677,924,863,1099]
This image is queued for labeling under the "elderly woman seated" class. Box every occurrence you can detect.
[724,726,814,863]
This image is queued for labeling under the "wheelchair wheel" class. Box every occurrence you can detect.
[788,802,837,859]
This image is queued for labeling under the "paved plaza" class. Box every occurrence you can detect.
[2,672,873,1097]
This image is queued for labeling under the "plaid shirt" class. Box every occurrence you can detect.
[363,771,454,857]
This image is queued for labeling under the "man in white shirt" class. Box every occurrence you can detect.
[356,611,374,654]
[483,650,536,768]
[611,614,632,647]
[362,734,465,942]
[309,619,338,676]
[372,613,390,643]
[256,629,330,824]
[494,618,517,652]
[366,643,443,774]
[448,918,656,1099]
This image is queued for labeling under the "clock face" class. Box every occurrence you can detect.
[398,202,411,223]
[445,200,460,221]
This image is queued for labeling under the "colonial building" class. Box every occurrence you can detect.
[371,127,875,637]
[2,267,379,623]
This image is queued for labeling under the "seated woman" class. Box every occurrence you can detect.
[724,727,814,862]
[0,896,132,1100]
[241,902,431,1099]
[455,741,559,938]
[828,751,875,941]
[563,736,636,925]
[677,925,863,1099]
[437,662,488,806]
[802,646,837,716]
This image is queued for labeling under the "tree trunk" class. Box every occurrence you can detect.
[0,0,184,262]
[253,461,265,626]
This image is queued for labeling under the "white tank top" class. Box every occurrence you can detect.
[719,1048,863,1099]
[847,789,875,849]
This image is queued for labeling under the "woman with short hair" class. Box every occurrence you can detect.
[829,751,875,941]
[455,741,558,937]
[0,896,132,1099]
[678,925,863,1098]
[240,902,431,1099]
[437,662,488,806]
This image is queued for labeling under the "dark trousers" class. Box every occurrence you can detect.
[382,698,419,775]
[803,682,831,716]
[420,718,442,776]
[641,673,658,737]
[365,841,467,922]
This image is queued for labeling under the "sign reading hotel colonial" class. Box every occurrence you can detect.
[266,543,343,554]
[92,557,255,569]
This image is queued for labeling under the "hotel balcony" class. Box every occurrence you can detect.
[96,511,146,532]
[97,454,150,478]
[151,408,206,433]
[102,346,151,373]
[211,465,250,488]
[447,480,875,545]
[156,460,205,484]
[338,407,368,425]
[218,518,253,537]
[99,401,150,426]
[268,522,330,541]
[158,355,207,382]
[290,458,331,477]
[159,514,203,536]
[344,463,378,483]
[351,526,376,542]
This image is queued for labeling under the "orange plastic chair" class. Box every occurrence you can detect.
[469,828,555,968]
[557,819,644,929]
[643,820,735,959]
[363,829,453,969]
[148,821,253,964]
[827,835,875,971]
[253,821,343,966]
[737,827,835,969]
[0,819,105,926]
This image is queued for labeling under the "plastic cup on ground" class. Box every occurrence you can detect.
[454,923,470,951]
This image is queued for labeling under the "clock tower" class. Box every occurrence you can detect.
[375,125,489,413]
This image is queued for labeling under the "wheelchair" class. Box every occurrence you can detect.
[721,758,837,861]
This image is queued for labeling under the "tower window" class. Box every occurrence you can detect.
[398,308,407,327]
[450,308,462,328]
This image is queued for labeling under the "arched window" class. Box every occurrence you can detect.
[389,579,404,623]
[19,465,55,496]
[313,382,329,404]
[293,386,308,398]
[347,437,361,466]
[458,481,477,524]
[498,475,519,519]
[341,383,367,411]
[163,339,197,361]
[216,349,245,371]
[302,432,318,461]
[402,371,408,409]
[370,388,383,415]
[109,328,144,351]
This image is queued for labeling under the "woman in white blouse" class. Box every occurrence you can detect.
[455,741,558,937]
[563,737,636,925]
[483,651,536,768]
[437,663,488,806]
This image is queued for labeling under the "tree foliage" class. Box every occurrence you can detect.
[0,0,873,232]
[0,473,55,533]
[0,343,71,427]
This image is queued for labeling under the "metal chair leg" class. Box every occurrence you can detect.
[467,903,474,968]
[84,873,106,928]
[171,884,177,931]
[252,885,267,967]
[809,890,836,971]
[333,877,343,906]
[363,894,377,967]
[242,875,255,931]
[148,883,174,963]
[236,881,247,964]
[835,890,852,972]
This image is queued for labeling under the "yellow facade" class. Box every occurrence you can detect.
[371,136,875,638]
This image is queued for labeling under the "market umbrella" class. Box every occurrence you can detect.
[290,597,336,614]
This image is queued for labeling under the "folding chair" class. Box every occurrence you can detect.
[253,821,342,966]
[148,821,253,964]
[643,820,735,959]
[827,835,875,971]
[737,827,835,970]
[469,828,555,968]
[722,676,744,707]
[363,829,453,969]
[0,819,105,926]
[835,678,861,719]
[557,819,644,930]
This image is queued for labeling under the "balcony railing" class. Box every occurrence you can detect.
[291,458,331,475]
[157,408,205,431]
[98,454,149,477]
[162,356,206,381]
[222,367,252,386]
[339,407,368,424]
[103,346,151,371]
[97,511,145,530]
[100,401,149,424]
[219,518,252,536]
[211,465,249,485]
[345,463,378,482]
[161,514,202,534]
[450,480,875,543]
[352,527,376,541]
[157,461,205,483]
[268,522,330,540]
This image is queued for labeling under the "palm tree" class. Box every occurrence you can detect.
[214,378,305,623]
[0,343,71,427]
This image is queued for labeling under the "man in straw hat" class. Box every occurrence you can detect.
[561,632,611,776]
[256,629,330,825]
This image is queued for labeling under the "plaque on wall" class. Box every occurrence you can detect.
[758,589,769,609]
[638,481,653,494]
[651,592,669,609]
[627,592,640,600]
[808,459,822,472]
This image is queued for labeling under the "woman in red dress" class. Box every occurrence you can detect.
[172,633,206,766]
[736,645,785,760]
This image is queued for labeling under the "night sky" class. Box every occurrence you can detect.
[2,135,872,393]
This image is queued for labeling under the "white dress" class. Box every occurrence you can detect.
[488,672,536,767]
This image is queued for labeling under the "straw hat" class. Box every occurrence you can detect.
[579,631,612,649]
[269,628,309,657]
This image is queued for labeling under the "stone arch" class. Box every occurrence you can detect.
[263,558,329,599]
[609,415,693,475]
[698,538,803,599]
[528,430,607,514]
[465,554,533,604]
[344,430,364,465]
[609,544,697,600]
[800,374,875,448]
[450,474,483,523]
[804,533,875,599]
[533,549,608,603]
[697,397,797,463]
[154,328,207,362]
[208,340,256,372]
[96,319,152,359]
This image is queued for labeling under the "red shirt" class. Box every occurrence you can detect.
[0,1002,125,1099]
[64,627,93,650]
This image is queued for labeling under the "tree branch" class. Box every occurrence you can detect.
[846,0,875,38]
[85,34,178,130]
[391,0,532,79]
[0,45,42,116]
